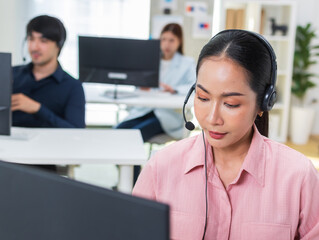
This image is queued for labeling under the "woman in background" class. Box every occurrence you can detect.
[116,23,196,182]
[116,23,195,141]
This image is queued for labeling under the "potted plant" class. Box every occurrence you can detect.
[290,23,319,144]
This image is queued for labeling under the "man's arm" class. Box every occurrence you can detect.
[34,83,86,128]
[11,93,41,114]
[11,83,86,128]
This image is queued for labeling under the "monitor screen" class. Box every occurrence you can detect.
[78,36,160,88]
[0,160,169,240]
[0,52,12,136]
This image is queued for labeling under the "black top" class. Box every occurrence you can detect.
[12,63,85,128]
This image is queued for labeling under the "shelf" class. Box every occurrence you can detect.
[265,35,290,42]
[277,70,289,76]
[215,0,296,143]
[273,102,284,110]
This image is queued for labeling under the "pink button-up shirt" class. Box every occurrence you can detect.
[133,128,319,240]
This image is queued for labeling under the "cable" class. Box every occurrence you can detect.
[182,84,207,238]
[202,130,208,240]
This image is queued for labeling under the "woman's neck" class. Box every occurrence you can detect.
[213,128,254,167]
[212,128,254,189]
[162,53,175,60]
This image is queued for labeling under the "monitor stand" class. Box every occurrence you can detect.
[103,84,137,99]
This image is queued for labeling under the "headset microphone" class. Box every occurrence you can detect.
[183,83,196,131]
[21,39,27,63]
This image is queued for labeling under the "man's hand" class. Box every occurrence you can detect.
[139,87,151,91]
[11,93,41,114]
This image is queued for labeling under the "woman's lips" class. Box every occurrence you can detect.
[209,131,227,140]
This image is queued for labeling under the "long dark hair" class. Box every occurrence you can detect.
[196,30,272,137]
[160,23,184,55]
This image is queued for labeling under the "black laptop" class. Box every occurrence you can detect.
[0,160,169,240]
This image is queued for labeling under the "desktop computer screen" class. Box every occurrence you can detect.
[0,52,12,136]
[78,36,160,88]
[0,160,169,240]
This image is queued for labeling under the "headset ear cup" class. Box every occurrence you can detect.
[262,86,276,111]
[268,90,277,110]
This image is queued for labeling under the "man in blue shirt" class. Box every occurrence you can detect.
[12,15,85,128]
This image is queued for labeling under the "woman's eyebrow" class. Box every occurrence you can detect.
[197,84,245,97]
[221,92,245,97]
[196,84,210,94]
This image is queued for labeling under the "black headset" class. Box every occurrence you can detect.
[183,29,277,131]
[182,29,277,240]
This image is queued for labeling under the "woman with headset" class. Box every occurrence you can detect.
[133,30,319,239]
[116,23,196,182]
[116,23,195,141]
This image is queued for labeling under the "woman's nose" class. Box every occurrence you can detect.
[207,103,223,125]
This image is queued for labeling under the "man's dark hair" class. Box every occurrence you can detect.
[26,15,67,55]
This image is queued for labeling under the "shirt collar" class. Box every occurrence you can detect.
[171,52,182,67]
[51,62,64,83]
[183,125,266,187]
[240,125,266,187]
[184,132,207,174]
[25,62,64,83]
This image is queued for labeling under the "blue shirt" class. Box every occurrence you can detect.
[12,63,86,128]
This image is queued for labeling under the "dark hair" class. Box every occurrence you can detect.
[26,15,67,55]
[160,23,184,55]
[196,30,272,137]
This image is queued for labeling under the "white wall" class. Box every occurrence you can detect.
[0,0,26,65]
[150,0,214,61]
[0,0,150,78]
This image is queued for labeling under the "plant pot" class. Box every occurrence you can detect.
[290,106,315,145]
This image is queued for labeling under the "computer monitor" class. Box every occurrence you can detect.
[78,36,161,91]
[0,160,169,240]
[0,52,12,136]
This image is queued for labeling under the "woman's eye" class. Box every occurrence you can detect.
[225,103,240,108]
[197,96,208,102]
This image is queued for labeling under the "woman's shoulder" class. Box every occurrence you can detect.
[163,133,200,150]
[263,137,316,175]
[174,53,195,64]
[150,134,203,166]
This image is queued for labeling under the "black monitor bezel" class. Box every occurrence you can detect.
[0,52,12,136]
[78,36,161,88]
[0,160,169,240]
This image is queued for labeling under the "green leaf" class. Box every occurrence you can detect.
[292,23,318,98]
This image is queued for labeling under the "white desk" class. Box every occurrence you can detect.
[84,83,194,109]
[0,127,147,193]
